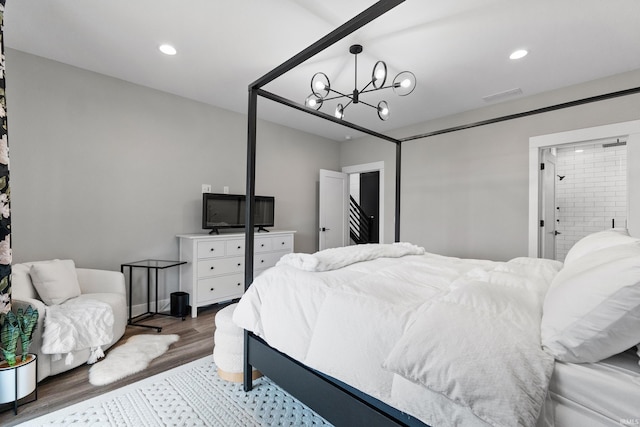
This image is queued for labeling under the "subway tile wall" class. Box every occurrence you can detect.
[555,142,627,261]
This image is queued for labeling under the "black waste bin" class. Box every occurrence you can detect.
[170,291,189,319]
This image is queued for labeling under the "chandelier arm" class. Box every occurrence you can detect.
[324,93,354,102]
[342,99,354,110]
[356,99,379,110]
[360,80,374,93]
[359,85,394,95]
[326,87,351,98]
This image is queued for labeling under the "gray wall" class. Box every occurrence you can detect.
[6,49,340,305]
[8,47,640,295]
[342,69,640,261]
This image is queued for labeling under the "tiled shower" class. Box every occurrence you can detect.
[554,140,627,261]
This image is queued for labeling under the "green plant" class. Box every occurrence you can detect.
[0,305,39,366]
[0,311,19,366]
[17,306,39,359]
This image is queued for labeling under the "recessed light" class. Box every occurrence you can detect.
[159,44,177,56]
[575,149,584,153]
[509,49,528,60]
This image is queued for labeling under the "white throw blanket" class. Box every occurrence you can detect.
[42,298,114,365]
[276,242,425,272]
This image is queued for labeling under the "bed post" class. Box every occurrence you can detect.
[243,87,258,392]
[395,141,401,242]
[243,0,407,393]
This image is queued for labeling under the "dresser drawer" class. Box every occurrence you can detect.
[226,239,245,256]
[255,237,272,252]
[270,234,294,252]
[254,252,286,270]
[197,256,244,277]
[197,274,244,302]
[197,240,226,259]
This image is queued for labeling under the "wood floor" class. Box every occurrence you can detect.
[0,303,225,427]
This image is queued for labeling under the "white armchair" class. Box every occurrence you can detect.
[11,260,127,382]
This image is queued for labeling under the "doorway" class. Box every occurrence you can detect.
[554,140,628,261]
[356,171,380,243]
[528,120,640,258]
[318,162,385,251]
[343,161,385,245]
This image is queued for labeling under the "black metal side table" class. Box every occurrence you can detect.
[121,259,187,332]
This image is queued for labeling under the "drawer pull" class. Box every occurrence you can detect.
[261,260,265,263]
[237,263,242,267]
[210,266,215,270]
[210,287,214,291]
[210,248,215,252]
[281,241,285,245]
[237,283,241,286]
[261,244,265,247]
[237,245,241,249]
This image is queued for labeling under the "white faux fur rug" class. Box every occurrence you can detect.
[89,333,179,386]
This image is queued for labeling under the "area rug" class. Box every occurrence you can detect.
[25,357,332,426]
[89,334,180,386]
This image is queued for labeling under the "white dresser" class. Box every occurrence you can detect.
[177,230,295,317]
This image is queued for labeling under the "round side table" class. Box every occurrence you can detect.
[0,354,37,415]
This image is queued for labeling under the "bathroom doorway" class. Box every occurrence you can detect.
[528,120,640,260]
[552,139,628,261]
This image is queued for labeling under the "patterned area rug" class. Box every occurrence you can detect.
[26,357,332,426]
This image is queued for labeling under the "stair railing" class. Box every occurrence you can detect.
[349,196,374,244]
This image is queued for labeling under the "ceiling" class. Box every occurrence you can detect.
[5,0,640,141]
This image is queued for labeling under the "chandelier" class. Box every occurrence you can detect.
[304,44,416,121]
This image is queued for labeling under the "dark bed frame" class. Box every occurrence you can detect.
[241,1,640,425]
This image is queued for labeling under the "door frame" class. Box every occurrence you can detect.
[528,119,640,257]
[342,161,385,244]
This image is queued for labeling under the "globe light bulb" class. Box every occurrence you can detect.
[380,107,389,115]
[401,79,411,88]
[375,69,385,80]
[315,81,325,91]
[308,99,317,107]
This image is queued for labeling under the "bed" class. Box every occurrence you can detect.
[234,231,640,426]
[239,1,640,425]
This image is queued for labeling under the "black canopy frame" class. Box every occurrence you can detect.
[242,1,640,425]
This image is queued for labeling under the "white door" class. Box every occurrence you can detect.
[319,169,349,251]
[540,149,557,259]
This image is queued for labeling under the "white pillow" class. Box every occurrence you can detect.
[542,242,640,362]
[563,229,639,265]
[29,259,81,305]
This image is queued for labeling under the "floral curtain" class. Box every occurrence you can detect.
[0,0,11,315]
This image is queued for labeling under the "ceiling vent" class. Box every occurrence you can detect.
[482,88,523,103]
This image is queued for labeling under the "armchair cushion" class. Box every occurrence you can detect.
[29,259,81,305]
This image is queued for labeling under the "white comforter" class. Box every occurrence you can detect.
[233,247,562,427]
